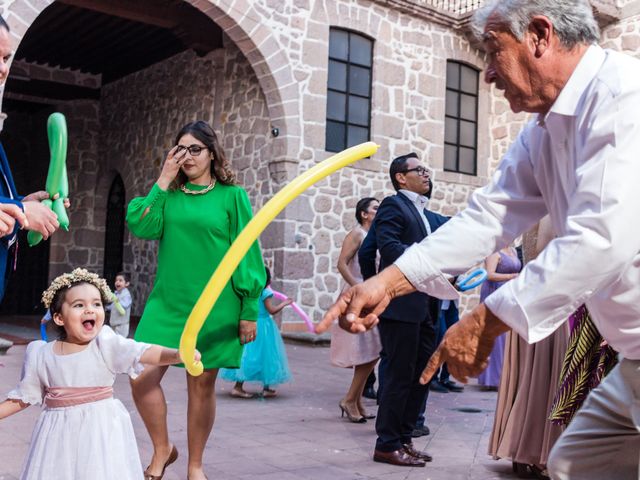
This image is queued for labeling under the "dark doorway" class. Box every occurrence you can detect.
[0,99,54,315]
[103,174,125,286]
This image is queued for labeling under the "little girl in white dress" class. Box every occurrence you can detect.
[0,268,197,480]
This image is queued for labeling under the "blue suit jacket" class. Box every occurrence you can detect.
[359,193,448,323]
[0,143,23,300]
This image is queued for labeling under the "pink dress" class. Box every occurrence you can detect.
[329,227,382,368]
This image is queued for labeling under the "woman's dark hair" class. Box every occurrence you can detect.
[264,266,271,289]
[355,197,378,225]
[50,281,111,340]
[172,121,236,189]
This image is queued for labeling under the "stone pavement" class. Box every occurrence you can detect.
[0,330,518,480]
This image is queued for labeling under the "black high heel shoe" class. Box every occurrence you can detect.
[339,400,366,423]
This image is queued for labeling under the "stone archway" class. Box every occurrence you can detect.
[2,0,299,164]
[0,0,300,314]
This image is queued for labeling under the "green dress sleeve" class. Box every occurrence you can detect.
[229,187,266,321]
[126,183,168,240]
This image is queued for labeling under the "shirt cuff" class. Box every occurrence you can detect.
[394,243,460,300]
[142,183,168,209]
[484,282,561,343]
[239,296,260,321]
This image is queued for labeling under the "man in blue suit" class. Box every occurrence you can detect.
[369,153,447,467]
[0,16,61,300]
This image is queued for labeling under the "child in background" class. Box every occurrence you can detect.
[0,268,197,480]
[108,271,132,337]
[221,266,293,398]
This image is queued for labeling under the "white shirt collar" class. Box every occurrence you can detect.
[539,44,606,125]
[399,189,429,209]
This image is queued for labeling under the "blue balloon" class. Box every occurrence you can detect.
[456,268,488,292]
[40,323,48,342]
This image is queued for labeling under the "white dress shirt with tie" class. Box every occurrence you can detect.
[395,45,640,360]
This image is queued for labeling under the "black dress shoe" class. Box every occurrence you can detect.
[441,380,464,392]
[402,442,433,462]
[429,381,449,393]
[373,449,426,467]
[363,386,377,399]
[410,425,430,437]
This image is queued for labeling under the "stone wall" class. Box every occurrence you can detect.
[242,0,498,326]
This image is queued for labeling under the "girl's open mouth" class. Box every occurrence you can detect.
[82,319,96,331]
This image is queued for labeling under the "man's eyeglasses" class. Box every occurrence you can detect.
[402,166,430,177]
[176,144,208,156]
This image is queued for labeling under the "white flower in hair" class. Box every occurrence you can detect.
[42,268,113,309]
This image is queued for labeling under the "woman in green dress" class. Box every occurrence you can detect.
[127,121,265,480]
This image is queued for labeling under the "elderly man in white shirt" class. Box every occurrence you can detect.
[317,0,640,478]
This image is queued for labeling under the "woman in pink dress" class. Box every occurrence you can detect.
[328,197,381,423]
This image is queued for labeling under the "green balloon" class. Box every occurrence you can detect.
[52,198,69,231]
[27,230,42,247]
[45,113,67,196]
[29,113,70,247]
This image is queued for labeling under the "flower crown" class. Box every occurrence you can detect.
[42,268,113,309]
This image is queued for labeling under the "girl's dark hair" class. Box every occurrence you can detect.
[50,281,111,340]
[172,121,236,189]
[264,266,271,289]
[355,197,378,225]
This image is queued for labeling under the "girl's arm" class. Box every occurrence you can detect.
[0,398,30,419]
[140,345,201,366]
[337,229,364,287]
[264,296,293,315]
[485,252,518,282]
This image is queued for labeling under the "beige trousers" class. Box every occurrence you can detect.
[548,358,640,480]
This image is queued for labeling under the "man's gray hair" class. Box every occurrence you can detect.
[472,0,600,49]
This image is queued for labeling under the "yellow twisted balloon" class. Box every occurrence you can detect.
[180,141,379,375]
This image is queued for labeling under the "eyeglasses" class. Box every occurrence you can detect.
[402,166,430,177]
[176,144,208,156]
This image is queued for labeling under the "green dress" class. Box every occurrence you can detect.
[126,182,265,369]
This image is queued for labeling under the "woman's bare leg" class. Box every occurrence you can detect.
[130,364,172,476]
[355,360,378,414]
[186,368,218,480]
[342,359,377,416]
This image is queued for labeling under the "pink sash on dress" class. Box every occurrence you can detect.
[44,386,113,408]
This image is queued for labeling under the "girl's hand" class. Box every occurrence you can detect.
[239,320,256,345]
[157,146,187,190]
[282,298,294,307]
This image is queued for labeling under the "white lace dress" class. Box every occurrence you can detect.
[7,326,151,480]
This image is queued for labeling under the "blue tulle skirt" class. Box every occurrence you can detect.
[220,313,292,387]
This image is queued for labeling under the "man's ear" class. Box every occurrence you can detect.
[52,312,64,327]
[529,16,553,57]
[395,172,405,188]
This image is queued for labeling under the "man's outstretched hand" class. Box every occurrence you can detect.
[315,265,416,334]
[420,303,510,384]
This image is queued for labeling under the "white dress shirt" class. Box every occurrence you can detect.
[399,189,432,235]
[395,45,640,359]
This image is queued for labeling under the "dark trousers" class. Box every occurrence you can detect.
[375,316,437,452]
[437,302,459,383]
[365,371,376,390]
